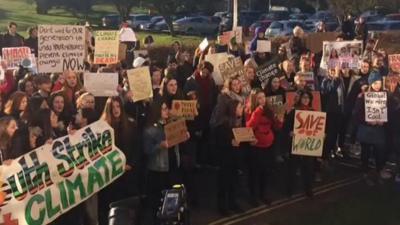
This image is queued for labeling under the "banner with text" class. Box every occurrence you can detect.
[2,47,31,69]
[0,120,126,225]
[292,110,326,157]
[38,25,86,73]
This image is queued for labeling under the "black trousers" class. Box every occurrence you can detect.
[286,155,315,196]
[324,112,342,159]
[217,150,239,209]
[360,143,385,173]
[247,147,274,199]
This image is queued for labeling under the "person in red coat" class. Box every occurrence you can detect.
[246,88,283,206]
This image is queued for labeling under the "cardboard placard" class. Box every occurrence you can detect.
[199,38,209,51]
[256,40,271,53]
[170,100,198,120]
[94,30,120,65]
[365,92,388,122]
[127,66,153,102]
[256,59,280,87]
[2,47,31,69]
[233,26,243,44]
[388,54,400,74]
[164,119,188,147]
[305,32,339,53]
[292,110,326,157]
[285,91,321,112]
[118,43,127,61]
[38,25,86,73]
[205,52,232,85]
[134,50,149,59]
[218,57,245,81]
[0,120,126,225]
[84,73,118,96]
[232,127,256,143]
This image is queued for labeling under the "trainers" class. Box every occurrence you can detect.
[380,170,392,180]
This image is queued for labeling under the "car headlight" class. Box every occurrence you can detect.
[140,24,144,29]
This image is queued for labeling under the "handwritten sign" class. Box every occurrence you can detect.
[84,73,118,96]
[256,60,280,87]
[218,57,245,81]
[164,119,188,147]
[171,100,198,120]
[365,92,388,122]
[256,40,271,53]
[119,27,137,42]
[232,127,256,143]
[286,91,321,112]
[127,66,153,102]
[233,26,243,44]
[389,54,400,74]
[94,30,119,64]
[38,25,86,73]
[0,120,126,225]
[292,110,326,157]
[298,72,315,90]
[2,47,31,69]
[205,53,231,85]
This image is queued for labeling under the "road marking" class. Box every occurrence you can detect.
[207,175,360,225]
[221,177,362,225]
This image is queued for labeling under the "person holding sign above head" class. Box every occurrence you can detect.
[215,99,245,215]
[143,99,189,223]
[283,90,316,198]
[245,88,283,206]
[353,70,391,185]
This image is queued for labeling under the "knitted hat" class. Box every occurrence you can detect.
[368,70,382,85]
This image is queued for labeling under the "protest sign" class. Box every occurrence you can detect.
[119,43,127,61]
[285,91,321,112]
[218,33,231,46]
[218,57,245,81]
[298,72,315,90]
[127,66,153,102]
[267,95,285,116]
[164,119,188,147]
[305,32,339,53]
[233,26,243,44]
[84,73,118,97]
[119,27,137,42]
[2,47,31,69]
[256,59,280,87]
[292,110,326,157]
[170,100,198,120]
[205,52,231,85]
[320,41,362,70]
[38,25,86,73]
[94,30,120,65]
[256,40,271,53]
[0,120,126,225]
[364,92,388,122]
[375,31,400,54]
[388,54,400,74]
[199,38,209,51]
[232,127,256,143]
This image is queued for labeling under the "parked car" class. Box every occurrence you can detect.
[259,11,290,21]
[382,13,400,21]
[304,11,338,31]
[289,13,311,22]
[140,16,164,30]
[153,19,168,31]
[173,16,220,35]
[128,14,153,29]
[102,14,121,28]
[249,20,273,36]
[265,20,305,37]
[367,20,400,32]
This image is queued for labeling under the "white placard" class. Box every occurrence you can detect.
[84,73,118,96]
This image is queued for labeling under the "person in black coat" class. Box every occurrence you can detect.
[387,76,400,182]
[2,22,24,49]
[215,99,244,215]
[24,26,38,57]
[283,90,316,197]
[341,14,355,40]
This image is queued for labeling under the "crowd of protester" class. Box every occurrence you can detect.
[0,18,399,225]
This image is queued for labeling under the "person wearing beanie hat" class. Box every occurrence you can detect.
[354,67,391,185]
[368,69,382,85]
